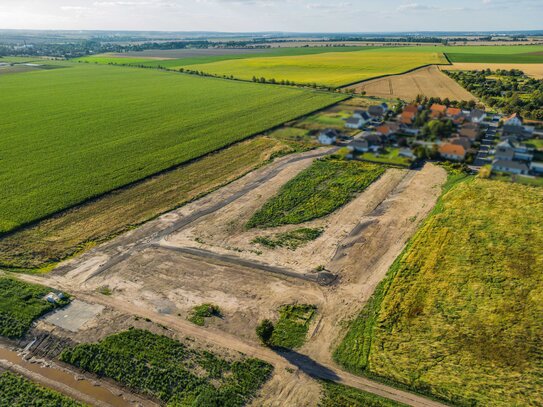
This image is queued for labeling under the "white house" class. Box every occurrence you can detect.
[318,129,338,145]
[347,139,369,153]
[492,160,529,175]
[345,117,364,129]
[504,113,523,127]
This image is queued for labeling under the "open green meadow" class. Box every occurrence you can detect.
[335,177,543,406]
[0,63,344,234]
[0,372,84,407]
[60,329,273,406]
[0,277,68,338]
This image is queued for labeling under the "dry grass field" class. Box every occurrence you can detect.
[444,63,543,79]
[345,65,477,102]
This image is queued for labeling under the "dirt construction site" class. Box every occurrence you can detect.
[6,148,448,407]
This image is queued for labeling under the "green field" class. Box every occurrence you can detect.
[335,177,543,406]
[60,329,272,405]
[0,372,84,407]
[75,46,376,68]
[360,148,413,167]
[0,277,68,338]
[183,49,447,87]
[0,63,344,234]
[247,158,384,228]
[320,380,406,407]
[270,304,317,349]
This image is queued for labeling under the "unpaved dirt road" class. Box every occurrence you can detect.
[8,147,448,407]
[345,65,477,102]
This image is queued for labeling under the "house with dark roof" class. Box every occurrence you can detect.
[347,139,369,153]
[345,116,364,129]
[318,129,339,145]
[492,160,529,175]
[504,113,523,127]
[459,123,480,141]
[469,109,486,123]
[368,103,389,117]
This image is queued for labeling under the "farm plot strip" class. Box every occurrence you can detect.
[0,63,344,234]
[335,177,543,406]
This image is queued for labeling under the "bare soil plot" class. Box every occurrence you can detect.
[345,65,477,102]
[444,62,543,79]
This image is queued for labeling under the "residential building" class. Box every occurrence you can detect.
[318,129,338,145]
[450,136,472,151]
[530,162,543,175]
[446,107,462,118]
[347,139,369,153]
[439,143,466,161]
[469,109,486,123]
[459,123,480,141]
[345,117,364,129]
[368,103,388,117]
[399,148,417,160]
[430,104,447,118]
[400,111,415,125]
[492,160,529,175]
[504,113,523,127]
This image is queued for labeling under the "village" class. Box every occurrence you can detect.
[314,97,543,184]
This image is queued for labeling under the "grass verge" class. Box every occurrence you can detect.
[320,380,407,407]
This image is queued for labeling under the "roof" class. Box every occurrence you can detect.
[450,137,471,150]
[349,139,369,149]
[321,129,339,138]
[431,104,447,114]
[493,160,529,171]
[470,109,486,119]
[447,107,462,117]
[400,111,415,124]
[505,113,522,122]
[369,105,385,116]
[403,104,419,114]
[346,117,362,125]
[376,125,391,135]
[439,143,466,157]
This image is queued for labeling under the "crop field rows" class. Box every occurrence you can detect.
[0,62,344,235]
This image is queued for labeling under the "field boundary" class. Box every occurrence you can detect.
[0,95,347,243]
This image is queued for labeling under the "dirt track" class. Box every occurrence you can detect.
[345,65,477,102]
[9,149,448,406]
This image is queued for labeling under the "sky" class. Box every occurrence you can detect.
[0,0,542,33]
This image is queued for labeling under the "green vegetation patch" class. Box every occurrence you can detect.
[0,62,344,234]
[320,380,407,407]
[270,304,317,349]
[247,158,384,228]
[335,177,543,406]
[60,329,272,406]
[0,371,85,407]
[445,69,543,120]
[360,148,412,167]
[188,304,222,326]
[252,227,323,250]
[0,277,69,338]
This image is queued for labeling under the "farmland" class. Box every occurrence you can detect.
[335,177,543,406]
[60,329,273,405]
[247,158,384,228]
[0,63,344,234]
[0,137,293,271]
[0,277,68,338]
[346,65,477,102]
[182,48,448,87]
[0,372,84,407]
[320,381,407,407]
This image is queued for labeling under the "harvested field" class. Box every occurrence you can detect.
[119,48,270,59]
[444,63,543,79]
[345,65,477,102]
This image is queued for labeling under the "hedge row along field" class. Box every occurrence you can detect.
[335,178,543,406]
[0,63,345,234]
[60,329,273,406]
[0,277,69,338]
[0,372,84,407]
[247,158,384,228]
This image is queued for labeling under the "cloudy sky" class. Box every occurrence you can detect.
[0,0,541,32]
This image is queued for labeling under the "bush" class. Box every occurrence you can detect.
[256,320,275,345]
